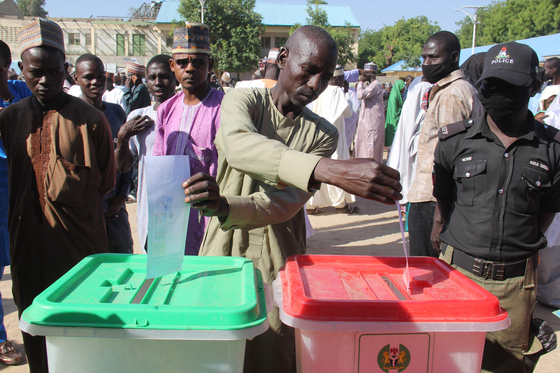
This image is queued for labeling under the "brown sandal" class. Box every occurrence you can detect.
[306,207,322,215]
[0,341,22,365]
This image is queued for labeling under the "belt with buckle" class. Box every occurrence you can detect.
[450,248,536,281]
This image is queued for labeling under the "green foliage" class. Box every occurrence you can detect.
[456,0,560,48]
[290,1,357,66]
[178,0,265,74]
[16,0,47,17]
[328,22,357,67]
[358,16,440,70]
[358,29,383,68]
[306,1,329,27]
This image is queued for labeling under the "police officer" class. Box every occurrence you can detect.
[432,42,560,372]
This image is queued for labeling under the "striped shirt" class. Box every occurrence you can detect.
[408,69,483,203]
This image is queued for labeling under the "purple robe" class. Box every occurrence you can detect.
[153,88,224,255]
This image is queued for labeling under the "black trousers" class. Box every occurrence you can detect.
[407,201,439,258]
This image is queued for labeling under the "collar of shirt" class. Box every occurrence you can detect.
[466,112,546,145]
[429,69,466,103]
[31,92,71,112]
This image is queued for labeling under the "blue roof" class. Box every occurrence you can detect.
[154,0,181,23]
[381,60,421,73]
[382,32,560,72]
[154,1,360,27]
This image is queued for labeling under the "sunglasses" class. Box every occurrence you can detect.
[175,57,209,69]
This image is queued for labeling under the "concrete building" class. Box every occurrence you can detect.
[153,1,360,64]
[0,0,360,72]
[0,0,24,62]
[0,15,166,71]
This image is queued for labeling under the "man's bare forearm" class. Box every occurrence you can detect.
[431,199,452,253]
[311,158,402,204]
[115,138,135,174]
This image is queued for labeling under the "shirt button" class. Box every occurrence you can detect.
[504,153,509,158]
[465,172,471,178]
[536,181,542,187]
[498,188,504,195]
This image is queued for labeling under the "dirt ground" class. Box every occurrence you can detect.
[1,198,558,372]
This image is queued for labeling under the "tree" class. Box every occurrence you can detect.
[178,0,265,76]
[358,16,440,70]
[306,0,329,27]
[357,29,384,69]
[17,0,48,17]
[290,0,357,66]
[456,0,560,48]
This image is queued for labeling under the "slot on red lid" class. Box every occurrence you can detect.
[279,255,508,324]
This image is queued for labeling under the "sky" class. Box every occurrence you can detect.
[44,0,496,33]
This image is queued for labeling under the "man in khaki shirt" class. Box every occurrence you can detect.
[407,31,483,257]
[184,26,402,373]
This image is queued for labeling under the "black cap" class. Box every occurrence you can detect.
[477,42,539,87]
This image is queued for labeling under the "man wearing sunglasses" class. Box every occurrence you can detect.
[152,23,224,255]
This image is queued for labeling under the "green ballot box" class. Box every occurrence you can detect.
[20,254,271,373]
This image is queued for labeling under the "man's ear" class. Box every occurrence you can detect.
[450,51,460,65]
[277,47,288,70]
[208,58,214,71]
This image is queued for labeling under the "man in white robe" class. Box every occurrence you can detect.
[343,80,360,153]
[102,72,125,109]
[538,94,560,307]
[387,77,432,203]
[307,66,356,213]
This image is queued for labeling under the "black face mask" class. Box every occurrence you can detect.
[478,84,531,123]
[422,56,453,84]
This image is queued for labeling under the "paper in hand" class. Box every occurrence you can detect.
[145,155,190,279]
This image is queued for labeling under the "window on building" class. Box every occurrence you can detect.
[274,37,287,48]
[85,33,92,47]
[132,34,146,56]
[261,37,271,49]
[116,34,126,56]
[0,26,20,42]
[68,33,81,46]
[166,35,173,48]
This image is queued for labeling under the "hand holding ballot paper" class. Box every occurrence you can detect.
[145,155,191,278]
[183,172,230,219]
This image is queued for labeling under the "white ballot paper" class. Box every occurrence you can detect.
[145,155,190,279]
[396,201,411,294]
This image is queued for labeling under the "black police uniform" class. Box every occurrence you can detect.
[433,113,560,372]
[434,114,560,262]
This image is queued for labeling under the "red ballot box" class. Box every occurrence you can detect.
[273,255,510,373]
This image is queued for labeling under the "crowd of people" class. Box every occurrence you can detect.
[388,33,560,373]
[0,15,558,373]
